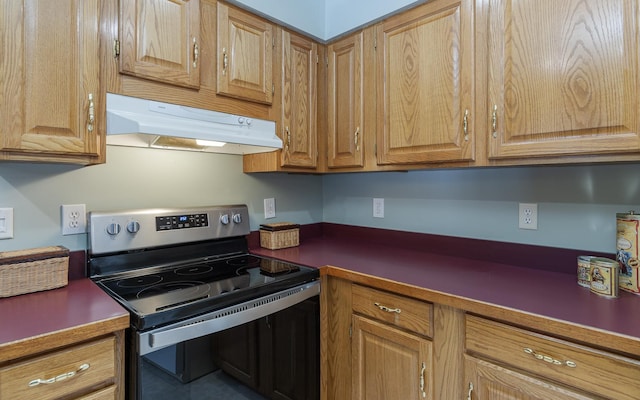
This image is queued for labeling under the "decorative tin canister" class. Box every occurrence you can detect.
[616,211,640,294]
[577,255,594,287]
[589,257,619,298]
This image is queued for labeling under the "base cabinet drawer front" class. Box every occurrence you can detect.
[78,385,117,400]
[0,336,116,400]
[465,315,640,400]
[352,284,432,337]
[464,355,595,400]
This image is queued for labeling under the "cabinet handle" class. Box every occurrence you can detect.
[462,109,469,141]
[419,362,426,398]
[192,37,199,68]
[523,348,577,368]
[222,48,228,75]
[491,104,498,138]
[354,126,360,151]
[467,382,473,400]
[87,93,95,133]
[374,302,401,314]
[285,126,291,150]
[28,363,90,387]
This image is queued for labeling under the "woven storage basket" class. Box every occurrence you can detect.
[260,222,300,250]
[0,246,69,297]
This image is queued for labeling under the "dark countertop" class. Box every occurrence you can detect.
[0,279,129,362]
[250,225,640,356]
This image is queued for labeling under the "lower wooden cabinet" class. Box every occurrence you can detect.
[465,314,640,400]
[0,336,119,400]
[214,296,320,400]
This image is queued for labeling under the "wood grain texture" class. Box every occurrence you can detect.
[376,0,474,165]
[432,305,465,400]
[119,0,200,88]
[1,0,103,164]
[487,0,640,159]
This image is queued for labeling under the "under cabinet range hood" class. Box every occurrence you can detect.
[106,93,282,155]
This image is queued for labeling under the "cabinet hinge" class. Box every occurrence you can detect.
[374,36,377,50]
[316,54,319,64]
[349,324,352,338]
[272,84,275,96]
[325,56,329,67]
[272,36,276,48]
[113,39,120,58]
[374,142,377,156]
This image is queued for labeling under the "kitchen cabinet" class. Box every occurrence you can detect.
[326,31,365,169]
[351,285,433,400]
[118,0,201,89]
[0,336,119,400]
[465,314,640,400]
[214,297,319,400]
[0,0,104,165]
[217,2,274,105]
[484,0,640,161]
[375,0,475,165]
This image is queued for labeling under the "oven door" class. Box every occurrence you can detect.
[130,280,320,400]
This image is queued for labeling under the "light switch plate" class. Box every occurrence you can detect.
[0,208,14,239]
[264,198,276,219]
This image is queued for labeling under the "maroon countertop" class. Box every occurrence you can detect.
[250,224,640,356]
[0,279,129,362]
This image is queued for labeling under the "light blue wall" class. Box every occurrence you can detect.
[0,146,324,252]
[228,0,423,40]
[322,163,640,254]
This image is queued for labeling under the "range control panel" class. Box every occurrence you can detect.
[88,205,250,255]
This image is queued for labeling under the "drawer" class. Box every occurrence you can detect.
[0,336,116,400]
[352,284,432,337]
[466,314,640,400]
[78,385,117,400]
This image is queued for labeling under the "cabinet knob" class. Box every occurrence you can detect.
[192,37,199,68]
[87,93,95,133]
[222,48,228,75]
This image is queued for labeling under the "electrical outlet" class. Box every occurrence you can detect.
[61,204,86,235]
[264,198,276,219]
[0,208,14,239]
[373,198,384,218]
[518,203,538,230]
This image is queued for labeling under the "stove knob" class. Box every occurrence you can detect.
[106,222,121,236]
[127,221,140,233]
[232,213,242,224]
[220,214,230,225]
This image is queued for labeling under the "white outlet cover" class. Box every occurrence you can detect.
[0,208,14,239]
[518,203,538,230]
[61,204,87,235]
[264,198,276,219]
[373,198,384,218]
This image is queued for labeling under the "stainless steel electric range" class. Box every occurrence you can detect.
[87,205,320,400]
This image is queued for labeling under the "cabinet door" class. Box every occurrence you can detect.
[213,322,259,388]
[0,0,102,163]
[217,2,274,105]
[376,0,474,165]
[464,356,593,400]
[119,0,200,88]
[487,0,640,159]
[352,315,432,400]
[327,31,364,168]
[280,30,318,168]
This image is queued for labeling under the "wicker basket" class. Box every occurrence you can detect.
[0,246,69,297]
[259,222,300,250]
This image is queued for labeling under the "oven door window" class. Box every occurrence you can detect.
[134,296,319,400]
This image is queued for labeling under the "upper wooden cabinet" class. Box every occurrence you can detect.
[119,0,201,89]
[0,0,104,165]
[280,29,318,168]
[376,0,475,165]
[485,0,640,160]
[217,2,274,105]
[327,31,365,169]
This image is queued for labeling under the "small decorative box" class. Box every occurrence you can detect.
[259,222,300,250]
[0,246,69,297]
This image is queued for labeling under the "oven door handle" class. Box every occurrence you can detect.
[139,280,320,355]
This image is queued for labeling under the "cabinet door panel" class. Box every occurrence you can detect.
[327,32,364,168]
[488,0,640,158]
[280,31,317,168]
[352,315,432,400]
[465,356,594,400]
[119,0,200,88]
[1,0,101,159]
[377,0,474,165]
[217,3,273,105]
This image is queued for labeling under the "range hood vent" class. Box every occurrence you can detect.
[106,93,282,155]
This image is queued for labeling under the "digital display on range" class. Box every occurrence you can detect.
[156,213,209,231]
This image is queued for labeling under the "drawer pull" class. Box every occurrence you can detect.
[467,382,474,400]
[523,348,576,368]
[28,363,90,387]
[374,302,401,314]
